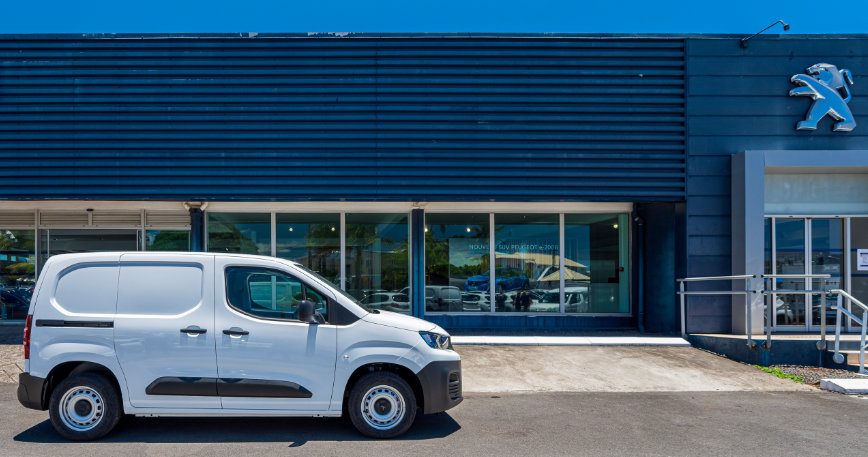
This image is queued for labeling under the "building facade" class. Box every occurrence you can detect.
[0,33,864,334]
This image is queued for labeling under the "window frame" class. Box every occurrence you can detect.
[223,265,332,324]
[423,210,632,317]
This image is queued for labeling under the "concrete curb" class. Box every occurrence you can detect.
[451,336,691,346]
[820,378,868,395]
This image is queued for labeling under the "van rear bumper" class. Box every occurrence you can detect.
[17,373,46,410]
[417,359,462,414]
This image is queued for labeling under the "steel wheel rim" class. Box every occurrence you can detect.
[59,386,104,432]
[360,384,405,430]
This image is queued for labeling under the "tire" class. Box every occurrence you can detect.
[48,372,122,441]
[347,371,417,439]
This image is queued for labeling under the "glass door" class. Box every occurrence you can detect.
[772,218,807,328]
[850,218,868,329]
[766,217,847,331]
[809,219,843,329]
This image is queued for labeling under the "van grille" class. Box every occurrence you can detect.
[448,371,461,401]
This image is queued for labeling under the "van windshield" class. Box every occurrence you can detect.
[293,264,375,313]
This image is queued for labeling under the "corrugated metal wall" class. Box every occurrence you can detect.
[0,35,685,201]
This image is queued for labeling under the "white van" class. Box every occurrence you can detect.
[17,252,461,441]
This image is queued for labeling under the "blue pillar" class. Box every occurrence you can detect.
[410,208,426,318]
[189,208,205,252]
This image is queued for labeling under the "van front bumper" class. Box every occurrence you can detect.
[17,373,46,410]
[417,359,462,414]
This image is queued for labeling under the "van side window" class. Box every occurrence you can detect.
[225,266,328,322]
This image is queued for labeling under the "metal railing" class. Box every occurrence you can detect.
[677,274,831,349]
[760,274,831,350]
[829,289,868,375]
[677,275,755,341]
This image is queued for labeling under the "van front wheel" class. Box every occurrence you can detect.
[348,372,417,438]
[48,373,122,441]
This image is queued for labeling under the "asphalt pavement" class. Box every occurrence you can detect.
[3,385,868,457]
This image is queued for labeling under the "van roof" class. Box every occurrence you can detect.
[42,251,302,265]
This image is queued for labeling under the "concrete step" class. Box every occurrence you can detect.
[820,378,868,395]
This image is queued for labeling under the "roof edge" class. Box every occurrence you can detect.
[0,32,867,40]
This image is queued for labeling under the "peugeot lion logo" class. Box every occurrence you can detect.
[789,63,856,132]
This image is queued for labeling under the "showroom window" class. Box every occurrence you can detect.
[563,214,629,314]
[39,229,140,271]
[0,229,36,320]
[207,212,271,255]
[424,213,490,312]
[345,213,410,314]
[494,214,560,313]
[276,213,341,285]
[424,212,630,315]
[203,209,631,316]
[145,230,191,251]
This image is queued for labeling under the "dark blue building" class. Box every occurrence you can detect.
[0,33,865,335]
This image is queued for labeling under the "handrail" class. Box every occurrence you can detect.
[676,274,756,343]
[762,274,833,278]
[829,289,867,375]
[677,275,755,282]
[677,273,831,349]
[831,289,868,313]
[676,274,867,372]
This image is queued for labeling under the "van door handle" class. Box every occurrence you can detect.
[223,327,249,337]
[180,326,207,335]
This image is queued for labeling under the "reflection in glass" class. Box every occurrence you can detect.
[774,219,806,326]
[207,213,271,255]
[145,230,191,251]
[564,214,629,314]
[39,229,139,271]
[494,214,559,313]
[276,214,341,285]
[0,230,35,320]
[810,219,842,327]
[345,213,409,314]
[424,213,490,312]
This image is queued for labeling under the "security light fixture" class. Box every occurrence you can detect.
[740,20,790,48]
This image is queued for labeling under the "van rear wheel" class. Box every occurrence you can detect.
[348,372,417,439]
[48,372,121,441]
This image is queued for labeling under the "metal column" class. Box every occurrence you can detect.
[189,208,205,252]
[410,208,426,319]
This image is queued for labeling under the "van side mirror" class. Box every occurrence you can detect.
[297,300,317,324]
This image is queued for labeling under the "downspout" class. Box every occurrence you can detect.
[634,214,645,333]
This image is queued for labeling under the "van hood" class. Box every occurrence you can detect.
[362,310,445,334]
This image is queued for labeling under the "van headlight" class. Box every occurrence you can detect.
[419,331,452,350]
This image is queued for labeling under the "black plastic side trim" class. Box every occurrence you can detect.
[18,372,47,410]
[217,378,313,398]
[417,359,463,414]
[35,319,113,328]
[329,300,361,326]
[145,377,219,396]
[145,377,313,398]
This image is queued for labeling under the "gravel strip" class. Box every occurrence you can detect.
[770,365,865,386]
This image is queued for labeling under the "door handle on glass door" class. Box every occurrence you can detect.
[180,326,207,336]
[223,327,249,337]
